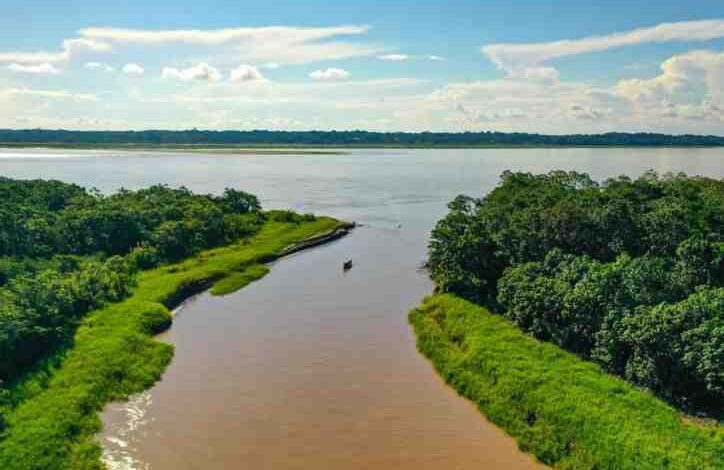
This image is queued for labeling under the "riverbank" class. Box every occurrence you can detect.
[3,143,724,151]
[0,216,349,470]
[409,294,723,469]
[210,224,353,296]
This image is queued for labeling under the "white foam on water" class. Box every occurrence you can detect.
[105,436,128,448]
[101,392,153,470]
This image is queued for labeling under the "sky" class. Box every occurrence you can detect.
[1,0,724,134]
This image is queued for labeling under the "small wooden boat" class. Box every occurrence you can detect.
[343,259,353,271]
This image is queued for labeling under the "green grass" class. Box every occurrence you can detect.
[0,217,345,470]
[409,294,723,469]
[210,264,270,296]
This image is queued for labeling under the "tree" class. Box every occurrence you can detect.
[431,170,724,414]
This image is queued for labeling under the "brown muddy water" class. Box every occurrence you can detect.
[100,220,544,469]
[1,147,720,469]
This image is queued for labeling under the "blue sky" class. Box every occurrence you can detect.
[1,0,724,133]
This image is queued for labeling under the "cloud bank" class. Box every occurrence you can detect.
[0,24,379,67]
[0,19,722,133]
[482,19,724,77]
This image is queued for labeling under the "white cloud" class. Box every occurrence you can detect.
[482,19,724,77]
[80,24,368,45]
[521,66,560,82]
[425,78,626,132]
[378,54,446,62]
[76,76,429,131]
[63,38,111,55]
[162,63,222,82]
[377,54,409,61]
[617,50,722,101]
[79,25,379,65]
[84,61,114,72]
[7,63,60,74]
[419,19,724,133]
[309,68,350,81]
[122,63,144,75]
[615,50,724,121]
[229,65,265,82]
[422,45,724,133]
[2,19,723,134]
[0,38,110,64]
[0,24,379,68]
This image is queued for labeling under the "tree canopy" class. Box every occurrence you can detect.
[0,177,263,383]
[428,170,723,415]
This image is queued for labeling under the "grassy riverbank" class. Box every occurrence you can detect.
[0,217,347,470]
[410,294,723,469]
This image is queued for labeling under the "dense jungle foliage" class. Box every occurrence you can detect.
[0,177,263,383]
[428,170,723,415]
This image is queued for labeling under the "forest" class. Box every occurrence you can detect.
[1,129,724,147]
[427,170,723,415]
[0,177,263,384]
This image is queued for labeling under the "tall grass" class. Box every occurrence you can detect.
[0,217,346,470]
[409,294,723,469]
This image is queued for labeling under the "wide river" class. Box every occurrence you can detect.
[1,148,722,469]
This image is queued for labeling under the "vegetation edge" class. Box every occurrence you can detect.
[409,293,723,470]
[0,217,350,470]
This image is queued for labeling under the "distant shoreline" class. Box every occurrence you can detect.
[2,143,724,152]
[1,129,723,149]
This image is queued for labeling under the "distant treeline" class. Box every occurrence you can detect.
[1,129,724,146]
